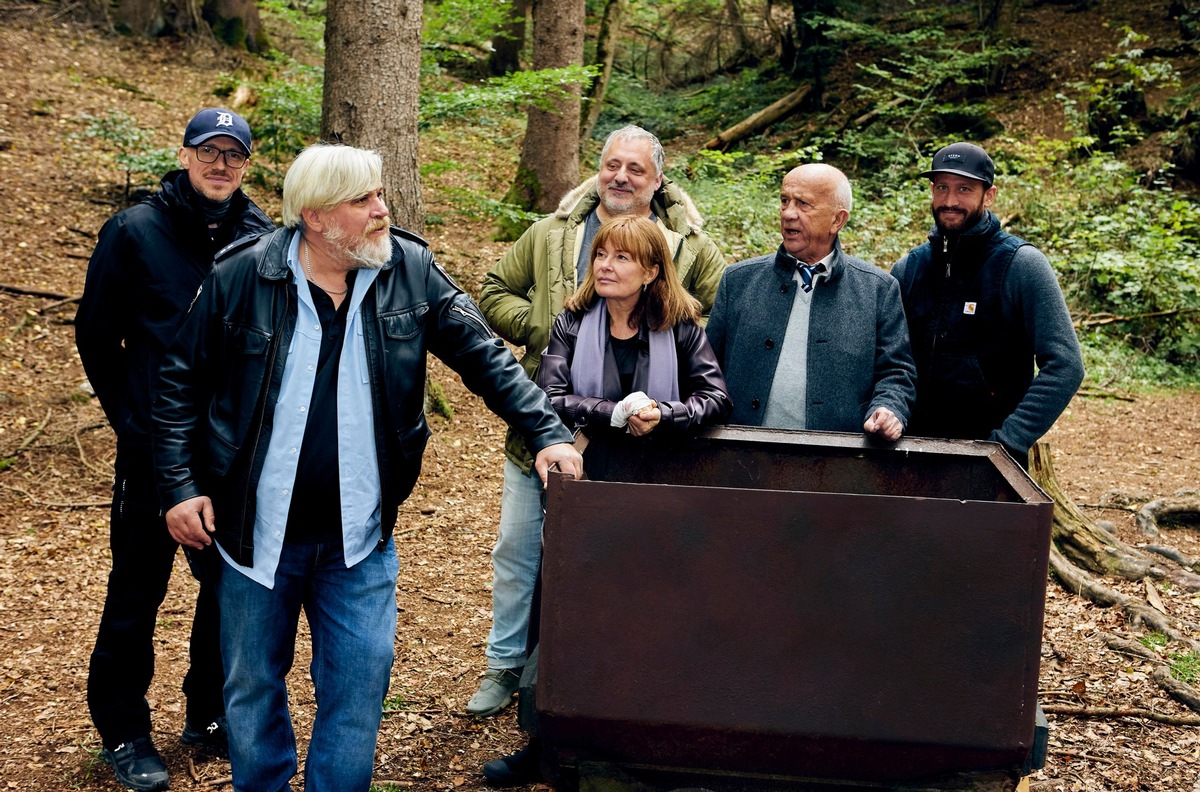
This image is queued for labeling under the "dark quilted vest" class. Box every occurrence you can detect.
[897,217,1033,441]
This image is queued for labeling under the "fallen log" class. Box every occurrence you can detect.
[702,83,813,150]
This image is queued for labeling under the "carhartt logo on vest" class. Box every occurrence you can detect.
[963,301,977,315]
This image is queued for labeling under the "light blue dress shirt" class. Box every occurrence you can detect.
[219,229,384,588]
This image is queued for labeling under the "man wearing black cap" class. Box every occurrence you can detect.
[891,142,1084,466]
[76,107,273,791]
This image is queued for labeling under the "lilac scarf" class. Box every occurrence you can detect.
[569,298,679,401]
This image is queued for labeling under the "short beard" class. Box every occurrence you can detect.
[933,205,986,236]
[325,222,392,270]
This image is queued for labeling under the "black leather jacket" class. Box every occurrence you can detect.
[537,308,732,435]
[76,170,273,501]
[153,227,573,566]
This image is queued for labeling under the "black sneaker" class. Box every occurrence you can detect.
[102,736,169,792]
[482,741,541,787]
[181,715,229,757]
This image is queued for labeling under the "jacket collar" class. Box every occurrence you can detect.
[927,209,1001,246]
[155,169,252,217]
[771,239,846,285]
[255,226,401,281]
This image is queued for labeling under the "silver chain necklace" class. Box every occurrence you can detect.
[304,237,348,296]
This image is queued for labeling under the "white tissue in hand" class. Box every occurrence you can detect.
[610,391,655,427]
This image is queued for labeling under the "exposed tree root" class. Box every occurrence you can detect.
[1152,666,1200,713]
[1034,443,1200,714]
[1031,443,1200,591]
[1047,545,1200,652]
[1137,495,1200,537]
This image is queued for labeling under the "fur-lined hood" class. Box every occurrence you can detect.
[553,175,706,231]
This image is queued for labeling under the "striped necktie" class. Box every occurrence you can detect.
[798,261,825,293]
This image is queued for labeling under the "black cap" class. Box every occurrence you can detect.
[183,108,253,154]
[919,142,994,185]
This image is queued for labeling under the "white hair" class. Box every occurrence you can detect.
[282,143,383,229]
[599,125,665,177]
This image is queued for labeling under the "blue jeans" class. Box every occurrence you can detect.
[485,460,544,669]
[218,538,399,792]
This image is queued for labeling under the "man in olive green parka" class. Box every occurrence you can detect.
[469,125,727,717]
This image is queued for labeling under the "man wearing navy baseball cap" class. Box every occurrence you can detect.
[76,107,273,790]
[891,142,1084,466]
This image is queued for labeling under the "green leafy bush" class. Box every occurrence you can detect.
[224,60,324,193]
[76,111,177,200]
[421,65,596,123]
[1060,29,1180,152]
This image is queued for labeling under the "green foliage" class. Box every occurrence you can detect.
[677,148,810,263]
[424,0,512,54]
[256,0,326,51]
[427,379,454,421]
[382,692,410,712]
[1060,29,1180,152]
[594,69,796,145]
[1170,650,1200,685]
[422,65,596,123]
[223,60,324,193]
[1140,632,1169,651]
[1006,144,1200,368]
[815,14,1026,171]
[75,111,176,200]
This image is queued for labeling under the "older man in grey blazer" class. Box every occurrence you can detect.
[706,163,916,438]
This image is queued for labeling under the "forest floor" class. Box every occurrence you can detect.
[1,1,1200,790]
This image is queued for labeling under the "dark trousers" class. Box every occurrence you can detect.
[87,468,224,748]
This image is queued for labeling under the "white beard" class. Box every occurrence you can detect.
[326,224,392,270]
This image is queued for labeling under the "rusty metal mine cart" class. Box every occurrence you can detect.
[532,427,1053,792]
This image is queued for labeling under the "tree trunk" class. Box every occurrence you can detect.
[488,0,530,76]
[724,0,750,54]
[702,84,812,150]
[322,0,425,233]
[580,0,627,140]
[503,0,585,218]
[788,0,837,92]
[107,0,262,48]
[202,0,268,51]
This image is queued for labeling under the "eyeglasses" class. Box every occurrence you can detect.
[193,144,249,169]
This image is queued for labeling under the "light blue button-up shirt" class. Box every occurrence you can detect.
[218,229,384,588]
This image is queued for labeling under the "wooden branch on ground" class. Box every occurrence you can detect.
[1074,387,1136,402]
[1042,704,1200,726]
[40,295,82,312]
[0,283,71,300]
[849,96,905,127]
[702,84,813,150]
[0,483,110,510]
[1076,307,1200,328]
[11,408,52,456]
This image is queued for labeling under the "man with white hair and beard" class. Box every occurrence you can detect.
[152,143,582,792]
